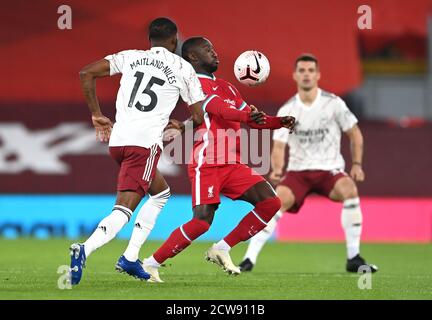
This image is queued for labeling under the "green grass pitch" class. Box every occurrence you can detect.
[1,239,431,299]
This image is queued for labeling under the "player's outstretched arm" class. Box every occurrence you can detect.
[191,96,266,124]
[79,59,113,142]
[246,105,296,132]
[248,115,296,132]
[345,124,365,182]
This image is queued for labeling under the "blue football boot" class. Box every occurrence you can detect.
[115,255,151,281]
[69,243,86,285]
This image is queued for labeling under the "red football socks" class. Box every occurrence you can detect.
[224,197,281,247]
[153,218,210,263]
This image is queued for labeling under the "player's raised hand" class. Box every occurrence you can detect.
[281,116,296,133]
[350,164,365,182]
[249,105,267,125]
[92,114,113,142]
[249,105,260,113]
[250,111,267,124]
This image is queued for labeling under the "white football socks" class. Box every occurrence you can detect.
[243,210,283,264]
[144,255,161,268]
[341,197,363,259]
[213,240,231,252]
[83,205,132,257]
[123,188,171,262]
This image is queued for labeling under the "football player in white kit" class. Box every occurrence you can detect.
[70,17,266,285]
[239,54,378,273]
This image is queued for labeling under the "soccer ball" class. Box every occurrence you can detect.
[234,50,270,86]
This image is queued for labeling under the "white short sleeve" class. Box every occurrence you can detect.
[273,127,289,143]
[272,104,291,144]
[179,62,206,106]
[104,50,131,76]
[335,97,358,132]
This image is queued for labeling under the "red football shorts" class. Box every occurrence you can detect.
[188,163,266,207]
[279,169,348,213]
[109,145,161,197]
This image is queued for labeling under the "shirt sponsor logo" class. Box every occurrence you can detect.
[224,99,236,107]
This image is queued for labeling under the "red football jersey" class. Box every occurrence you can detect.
[189,73,250,169]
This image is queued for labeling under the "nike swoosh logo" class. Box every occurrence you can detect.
[212,86,218,91]
[252,53,261,73]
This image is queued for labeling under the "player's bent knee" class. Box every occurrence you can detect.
[341,183,359,200]
[151,186,170,198]
[254,197,281,222]
[115,191,142,212]
[150,187,171,206]
[193,204,217,225]
[333,177,358,201]
[345,188,359,200]
[281,195,295,212]
[277,186,295,211]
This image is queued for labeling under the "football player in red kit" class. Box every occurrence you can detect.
[142,37,296,282]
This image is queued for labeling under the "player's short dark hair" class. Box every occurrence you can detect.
[181,37,205,62]
[148,17,177,41]
[295,54,319,69]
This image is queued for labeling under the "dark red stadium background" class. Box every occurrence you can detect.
[1,0,431,196]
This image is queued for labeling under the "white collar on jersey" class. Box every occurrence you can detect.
[150,46,171,53]
[296,88,322,108]
[197,73,216,80]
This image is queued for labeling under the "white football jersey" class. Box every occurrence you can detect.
[273,88,358,171]
[105,47,205,149]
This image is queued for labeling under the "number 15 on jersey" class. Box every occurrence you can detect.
[128,71,165,112]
